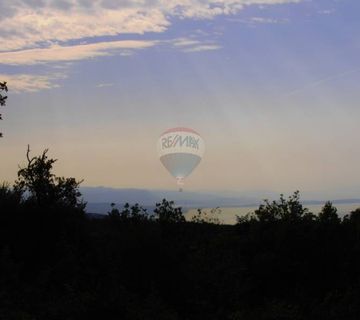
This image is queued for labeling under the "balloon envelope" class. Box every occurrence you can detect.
[157,127,205,184]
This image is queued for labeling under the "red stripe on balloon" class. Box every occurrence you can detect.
[161,127,200,136]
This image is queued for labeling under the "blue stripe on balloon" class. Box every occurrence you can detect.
[160,153,201,179]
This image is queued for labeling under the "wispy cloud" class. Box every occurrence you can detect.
[229,16,289,24]
[318,9,335,15]
[0,0,302,52]
[0,0,302,93]
[172,38,202,47]
[96,83,115,88]
[0,5,168,52]
[283,68,360,97]
[0,73,65,93]
[183,44,222,53]
[250,17,289,24]
[0,40,157,65]
[172,37,222,53]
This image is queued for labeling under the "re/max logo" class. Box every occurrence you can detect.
[162,135,199,150]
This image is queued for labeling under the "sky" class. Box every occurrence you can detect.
[1,0,360,199]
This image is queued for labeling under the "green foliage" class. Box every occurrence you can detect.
[344,208,360,239]
[251,191,315,223]
[318,201,340,224]
[154,199,185,223]
[0,81,8,138]
[236,211,256,224]
[1,189,360,319]
[0,182,22,209]
[0,81,7,107]
[191,207,222,224]
[108,200,186,223]
[349,207,360,222]
[14,145,85,210]
[3,148,360,320]
[108,202,151,222]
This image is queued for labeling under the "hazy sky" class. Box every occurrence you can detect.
[1,0,360,199]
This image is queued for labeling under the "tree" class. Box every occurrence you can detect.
[253,191,314,223]
[346,208,360,239]
[14,145,85,210]
[0,182,22,212]
[190,207,222,224]
[318,201,340,224]
[154,199,185,223]
[0,81,8,137]
[349,208,360,222]
[108,202,150,222]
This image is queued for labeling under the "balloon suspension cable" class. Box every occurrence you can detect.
[176,177,184,192]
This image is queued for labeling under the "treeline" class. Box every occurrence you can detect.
[1,149,360,319]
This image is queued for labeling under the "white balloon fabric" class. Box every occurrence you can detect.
[157,127,205,187]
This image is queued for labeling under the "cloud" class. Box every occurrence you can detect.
[0,0,301,52]
[0,0,301,93]
[96,83,115,88]
[182,44,222,52]
[172,37,222,52]
[0,40,157,65]
[249,17,289,24]
[0,4,168,52]
[283,68,360,97]
[0,73,65,93]
[172,38,203,47]
[229,16,289,24]
[318,9,335,15]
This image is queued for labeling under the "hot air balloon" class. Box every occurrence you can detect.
[157,127,205,191]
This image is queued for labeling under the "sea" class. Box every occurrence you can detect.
[185,203,360,225]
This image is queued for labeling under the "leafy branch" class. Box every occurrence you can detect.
[0,81,8,137]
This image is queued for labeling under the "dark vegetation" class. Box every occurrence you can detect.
[2,148,360,320]
[0,81,8,137]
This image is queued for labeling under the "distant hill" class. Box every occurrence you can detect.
[81,187,260,214]
[81,186,360,214]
